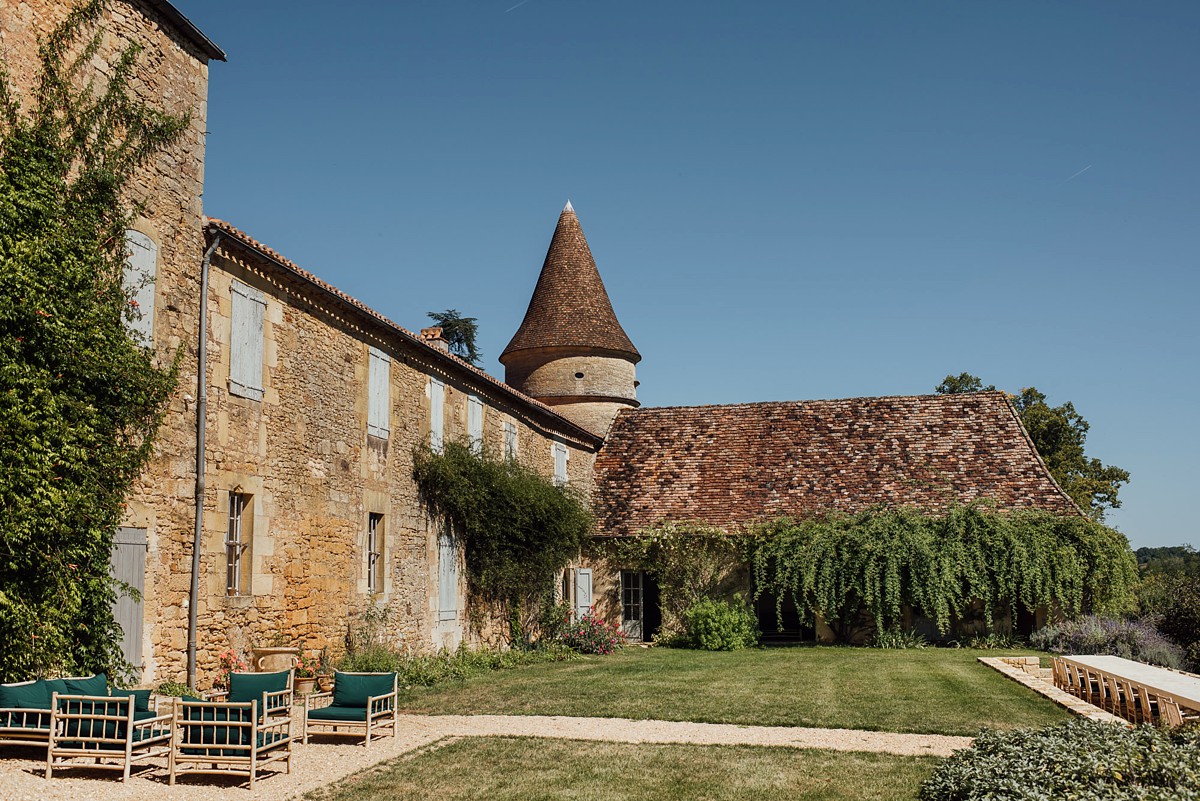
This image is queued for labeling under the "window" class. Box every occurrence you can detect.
[503,421,518,461]
[429,378,445,454]
[553,442,569,485]
[368,347,390,439]
[467,395,483,453]
[225,493,252,596]
[123,230,156,344]
[437,528,458,621]
[230,281,265,401]
[367,513,384,594]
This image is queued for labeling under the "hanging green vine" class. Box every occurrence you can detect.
[748,505,1137,639]
[413,441,592,632]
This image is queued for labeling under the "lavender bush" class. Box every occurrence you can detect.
[1031,615,1185,669]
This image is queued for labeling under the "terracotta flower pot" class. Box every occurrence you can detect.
[294,676,317,695]
[317,675,334,692]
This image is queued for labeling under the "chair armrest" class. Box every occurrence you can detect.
[205,689,230,701]
[367,691,397,716]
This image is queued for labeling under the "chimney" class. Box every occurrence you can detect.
[420,327,450,354]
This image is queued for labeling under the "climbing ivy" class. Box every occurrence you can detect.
[748,506,1138,640]
[412,441,592,641]
[0,1,185,681]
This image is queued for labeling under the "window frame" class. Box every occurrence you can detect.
[122,229,157,345]
[367,512,384,594]
[225,492,252,596]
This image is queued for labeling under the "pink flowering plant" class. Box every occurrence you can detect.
[294,654,318,678]
[560,608,626,655]
[216,648,246,687]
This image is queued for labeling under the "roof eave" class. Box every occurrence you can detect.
[142,0,226,61]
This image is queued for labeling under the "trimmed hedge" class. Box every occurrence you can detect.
[921,720,1200,800]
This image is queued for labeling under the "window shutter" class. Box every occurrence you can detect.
[553,443,568,485]
[438,530,458,620]
[430,378,445,453]
[230,281,265,401]
[368,347,390,438]
[467,395,483,453]
[504,421,518,460]
[123,230,156,344]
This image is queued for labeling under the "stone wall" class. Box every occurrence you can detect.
[164,234,599,687]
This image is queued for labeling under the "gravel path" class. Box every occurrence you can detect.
[0,714,970,800]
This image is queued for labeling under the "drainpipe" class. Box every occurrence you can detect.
[187,231,222,690]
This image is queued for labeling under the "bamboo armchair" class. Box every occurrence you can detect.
[302,671,398,747]
[45,691,171,782]
[168,696,292,789]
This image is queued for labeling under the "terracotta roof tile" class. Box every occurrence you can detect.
[204,218,602,449]
[500,203,640,363]
[593,392,1080,535]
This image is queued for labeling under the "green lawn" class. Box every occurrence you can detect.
[305,736,939,801]
[398,645,1067,736]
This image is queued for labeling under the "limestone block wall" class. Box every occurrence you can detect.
[2,1,215,683]
[156,236,600,687]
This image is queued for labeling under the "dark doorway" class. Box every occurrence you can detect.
[754,587,814,642]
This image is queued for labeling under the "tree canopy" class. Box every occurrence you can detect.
[427,309,481,365]
[936,374,1129,520]
[0,0,184,680]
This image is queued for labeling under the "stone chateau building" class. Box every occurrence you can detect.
[4,1,1079,683]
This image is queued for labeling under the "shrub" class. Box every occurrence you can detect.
[559,611,625,655]
[681,599,759,651]
[963,632,1021,650]
[920,719,1200,800]
[154,681,194,698]
[869,627,928,649]
[338,643,577,689]
[1158,581,1200,671]
[1031,615,1185,669]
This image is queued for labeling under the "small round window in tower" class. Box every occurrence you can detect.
[574,372,585,379]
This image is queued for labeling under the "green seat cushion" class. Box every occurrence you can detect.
[112,689,153,716]
[332,672,395,708]
[229,670,290,708]
[61,673,108,698]
[0,678,66,710]
[306,704,369,722]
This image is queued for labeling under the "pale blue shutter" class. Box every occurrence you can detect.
[438,530,458,620]
[230,281,265,401]
[368,347,390,438]
[554,443,568,485]
[467,395,483,453]
[123,230,156,344]
[430,378,445,453]
[574,568,593,618]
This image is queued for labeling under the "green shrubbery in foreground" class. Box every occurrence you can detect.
[679,599,760,651]
[921,719,1200,800]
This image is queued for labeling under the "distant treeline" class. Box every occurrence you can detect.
[1136,546,1200,578]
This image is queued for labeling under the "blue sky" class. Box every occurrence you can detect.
[178,1,1197,550]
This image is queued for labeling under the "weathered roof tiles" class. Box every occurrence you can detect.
[592,391,1080,536]
[500,202,640,363]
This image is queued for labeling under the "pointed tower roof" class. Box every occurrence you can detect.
[501,202,641,364]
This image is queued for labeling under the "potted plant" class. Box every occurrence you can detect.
[294,654,318,695]
[251,629,300,673]
[316,647,334,692]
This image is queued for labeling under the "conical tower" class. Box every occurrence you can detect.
[501,201,640,437]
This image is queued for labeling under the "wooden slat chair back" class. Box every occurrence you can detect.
[1158,697,1184,727]
[45,692,172,782]
[1050,658,1067,693]
[1104,674,1127,718]
[168,697,292,789]
[1116,679,1143,724]
[1135,684,1160,724]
